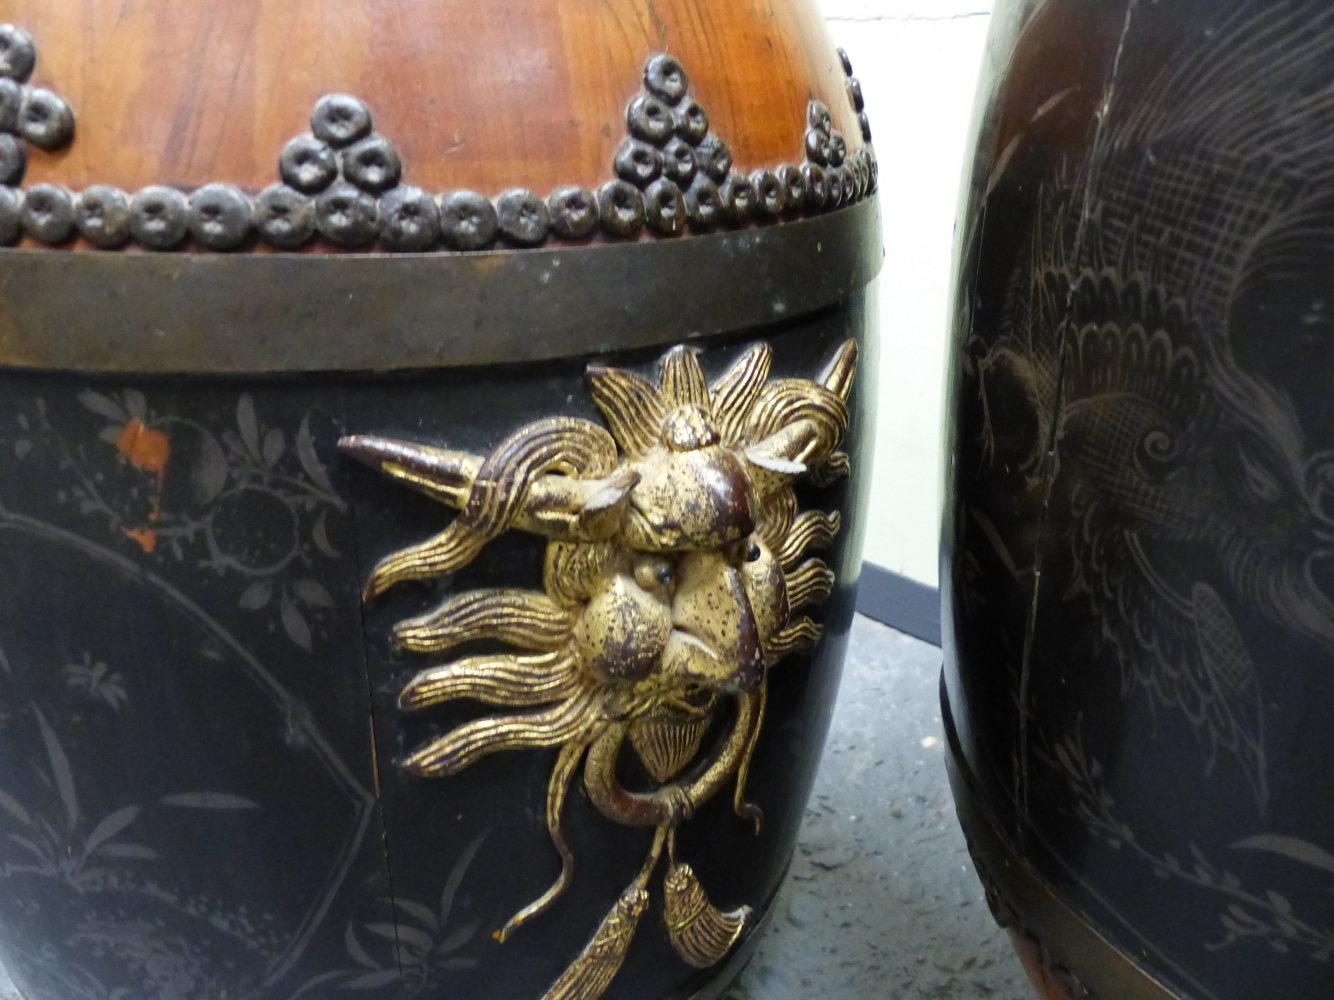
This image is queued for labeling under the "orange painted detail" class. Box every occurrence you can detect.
[116,419,170,477]
[123,528,158,553]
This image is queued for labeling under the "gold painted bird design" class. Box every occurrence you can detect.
[340,339,857,1000]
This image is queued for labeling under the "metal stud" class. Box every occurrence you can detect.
[21,183,74,244]
[0,78,20,132]
[673,99,709,145]
[839,162,856,204]
[75,185,132,249]
[379,185,441,252]
[496,188,550,246]
[342,135,402,194]
[828,131,847,167]
[0,132,24,186]
[824,164,843,207]
[859,112,872,143]
[310,94,373,148]
[547,186,599,240]
[805,128,832,167]
[280,134,338,194]
[695,133,732,183]
[315,180,378,246]
[838,48,853,77]
[131,186,190,250]
[643,178,684,236]
[779,164,806,211]
[438,190,498,251]
[0,185,21,244]
[189,183,253,251]
[254,184,316,249]
[800,162,827,210]
[685,175,721,230]
[808,99,833,135]
[20,88,74,151]
[719,171,756,223]
[626,94,675,146]
[614,137,662,189]
[748,169,786,216]
[643,53,689,105]
[597,179,645,238]
[0,25,35,83]
[662,136,696,186]
[854,155,871,199]
[827,165,847,206]
[847,78,865,112]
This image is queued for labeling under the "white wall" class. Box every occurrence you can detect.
[822,1,994,587]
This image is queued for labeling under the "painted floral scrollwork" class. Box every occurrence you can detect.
[9,389,348,653]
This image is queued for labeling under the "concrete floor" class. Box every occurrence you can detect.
[725,616,1030,1000]
[0,616,1026,1000]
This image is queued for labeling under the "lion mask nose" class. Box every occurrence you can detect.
[660,551,765,694]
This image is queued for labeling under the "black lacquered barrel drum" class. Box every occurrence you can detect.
[0,3,880,999]
[944,1,1334,997]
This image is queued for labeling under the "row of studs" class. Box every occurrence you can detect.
[0,150,879,252]
[0,30,875,252]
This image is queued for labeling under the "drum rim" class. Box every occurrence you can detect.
[943,679,1188,1000]
[0,199,881,375]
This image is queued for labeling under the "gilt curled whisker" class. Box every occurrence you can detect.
[755,487,799,553]
[544,541,616,607]
[365,529,489,601]
[808,451,851,487]
[764,617,822,665]
[399,651,581,711]
[733,679,767,834]
[659,345,710,411]
[709,343,772,446]
[402,689,605,777]
[393,589,576,653]
[586,367,664,458]
[744,382,849,460]
[785,558,835,611]
[777,510,842,569]
[497,734,599,942]
[366,418,617,596]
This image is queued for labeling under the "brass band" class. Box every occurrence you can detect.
[0,199,881,375]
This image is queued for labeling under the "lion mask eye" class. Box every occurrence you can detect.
[634,555,676,591]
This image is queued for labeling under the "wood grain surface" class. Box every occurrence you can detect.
[0,0,861,196]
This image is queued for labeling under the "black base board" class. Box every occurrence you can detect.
[856,562,941,647]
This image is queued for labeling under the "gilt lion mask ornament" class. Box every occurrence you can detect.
[340,338,857,1000]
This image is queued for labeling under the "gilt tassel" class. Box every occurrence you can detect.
[539,828,665,1000]
[664,862,752,968]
